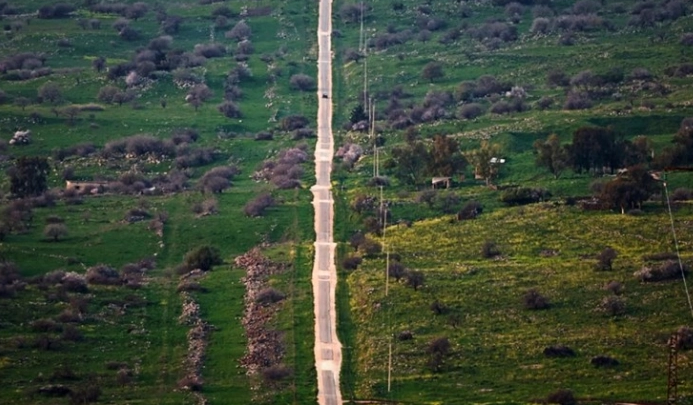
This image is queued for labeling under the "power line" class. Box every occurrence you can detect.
[663,181,693,319]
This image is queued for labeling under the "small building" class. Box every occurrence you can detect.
[431,177,451,189]
[65,181,110,194]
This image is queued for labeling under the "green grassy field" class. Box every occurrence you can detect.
[1,0,693,403]
[0,0,319,404]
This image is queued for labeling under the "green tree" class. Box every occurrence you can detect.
[44,223,68,241]
[421,61,444,82]
[184,246,222,271]
[599,165,658,213]
[37,81,62,104]
[9,156,49,197]
[533,134,569,179]
[465,141,502,186]
[427,135,467,177]
[386,141,429,185]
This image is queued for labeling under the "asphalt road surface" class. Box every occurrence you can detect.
[311,0,342,404]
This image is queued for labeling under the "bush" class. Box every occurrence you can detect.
[31,318,63,333]
[218,100,242,118]
[563,91,592,110]
[596,247,618,271]
[604,280,623,295]
[183,246,222,271]
[342,256,362,270]
[255,288,285,305]
[69,384,101,404]
[86,265,121,285]
[289,74,316,91]
[44,223,68,241]
[61,324,84,342]
[591,355,619,367]
[634,260,690,282]
[244,193,274,217]
[387,262,407,281]
[281,114,309,131]
[543,345,575,358]
[500,187,550,205]
[405,270,425,291]
[675,326,693,350]
[262,365,291,383]
[458,103,484,120]
[397,330,413,341]
[598,295,626,316]
[481,241,500,258]
[457,201,482,220]
[523,288,549,310]
[225,21,251,41]
[359,238,382,257]
[546,389,577,405]
[672,188,692,201]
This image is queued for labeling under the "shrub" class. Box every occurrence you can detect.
[387,262,407,281]
[262,365,291,383]
[523,288,549,310]
[634,260,690,282]
[675,326,693,350]
[543,345,575,358]
[359,238,382,257]
[531,17,551,34]
[61,272,88,293]
[596,247,618,270]
[604,280,623,295]
[672,188,692,201]
[31,318,63,333]
[69,384,101,404]
[458,103,484,119]
[225,21,251,41]
[183,246,222,271]
[598,295,626,316]
[61,324,84,342]
[218,101,242,118]
[481,241,500,258]
[193,43,226,58]
[86,265,121,285]
[289,74,316,91]
[500,187,551,205]
[457,201,482,220]
[563,91,592,110]
[546,389,577,405]
[176,281,207,293]
[256,288,285,305]
[591,355,619,367]
[430,300,448,315]
[44,223,68,241]
[281,114,309,131]
[342,256,362,270]
[244,193,274,217]
[405,270,425,291]
[397,330,413,341]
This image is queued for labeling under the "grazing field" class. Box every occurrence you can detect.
[329,0,693,403]
[0,0,319,404]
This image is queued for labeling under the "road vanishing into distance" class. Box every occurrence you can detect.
[311,0,343,404]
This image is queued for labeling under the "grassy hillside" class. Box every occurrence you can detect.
[0,0,319,404]
[329,0,693,403]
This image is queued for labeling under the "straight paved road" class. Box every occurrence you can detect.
[312,0,342,404]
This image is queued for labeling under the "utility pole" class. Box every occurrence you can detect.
[668,334,678,405]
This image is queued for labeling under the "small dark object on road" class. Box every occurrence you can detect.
[322,94,328,99]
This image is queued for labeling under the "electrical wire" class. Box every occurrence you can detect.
[663,181,693,319]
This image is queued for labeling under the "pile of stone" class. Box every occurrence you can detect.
[9,130,31,145]
[234,248,286,377]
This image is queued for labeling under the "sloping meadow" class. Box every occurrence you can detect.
[348,203,693,403]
